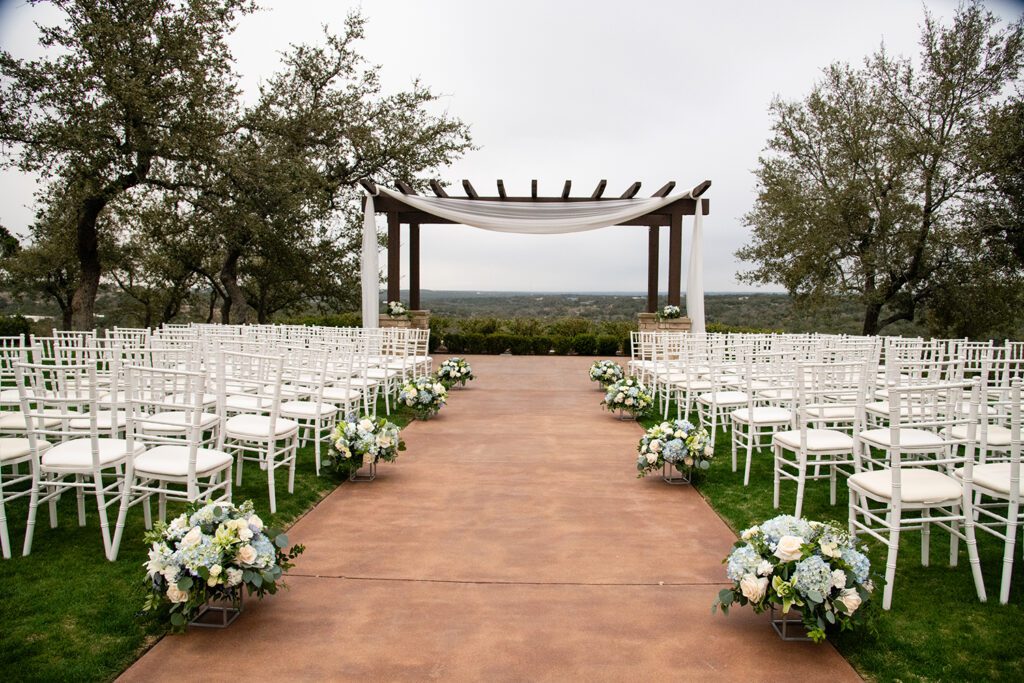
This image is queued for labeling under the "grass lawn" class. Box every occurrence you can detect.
[0,402,412,682]
[642,407,1024,682]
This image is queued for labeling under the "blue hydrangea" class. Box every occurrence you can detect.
[173,536,222,573]
[252,536,277,569]
[841,546,871,584]
[759,515,813,548]
[791,555,833,597]
[726,544,763,581]
[662,439,685,462]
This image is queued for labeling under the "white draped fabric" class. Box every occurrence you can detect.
[686,205,706,333]
[360,186,706,328]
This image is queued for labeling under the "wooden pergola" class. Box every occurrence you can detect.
[359,178,711,313]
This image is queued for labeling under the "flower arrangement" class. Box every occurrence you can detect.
[635,419,713,477]
[712,515,875,642]
[589,359,624,388]
[436,357,475,389]
[386,300,409,318]
[399,376,448,419]
[602,377,653,418]
[656,304,682,320]
[142,500,304,631]
[324,415,405,474]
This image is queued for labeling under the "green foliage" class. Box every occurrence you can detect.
[596,335,620,356]
[0,314,31,337]
[737,3,1024,336]
[280,312,362,328]
[552,336,573,355]
[570,333,598,356]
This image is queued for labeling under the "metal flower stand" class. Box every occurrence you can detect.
[769,605,812,641]
[350,457,377,482]
[616,408,638,421]
[661,461,692,485]
[190,591,243,629]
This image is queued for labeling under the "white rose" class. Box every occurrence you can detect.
[180,526,202,548]
[334,438,347,451]
[740,526,759,540]
[248,515,264,532]
[238,527,253,542]
[625,398,634,406]
[209,564,222,577]
[358,419,374,432]
[433,383,445,394]
[649,440,662,453]
[615,392,625,402]
[703,445,714,457]
[226,568,244,587]
[161,566,180,585]
[645,452,658,464]
[675,430,685,438]
[819,540,841,558]
[377,435,392,448]
[773,535,805,562]
[757,560,773,577]
[236,544,257,565]
[831,569,847,590]
[166,584,189,604]
[837,587,862,614]
[739,574,769,603]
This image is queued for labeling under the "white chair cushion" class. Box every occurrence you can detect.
[225,394,272,412]
[849,468,962,504]
[948,424,1012,447]
[323,386,362,402]
[279,400,339,418]
[225,414,298,438]
[956,463,1024,496]
[263,383,305,398]
[133,444,233,477]
[731,407,792,424]
[166,391,218,408]
[858,427,949,449]
[673,379,712,391]
[0,437,48,461]
[0,410,64,430]
[697,391,748,406]
[757,388,796,401]
[804,404,857,420]
[69,410,127,430]
[347,377,379,389]
[367,368,399,379]
[42,438,143,469]
[0,388,22,404]
[865,401,932,417]
[141,411,219,434]
[773,428,854,451]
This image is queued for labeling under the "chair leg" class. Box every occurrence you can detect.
[730,422,739,473]
[847,487,856,537]
[743,431,755,486]
[882,508,901,610]
[921,517,930,567]
[76,474,86,526]
[794,457,806,519]
[288,436,297,494]
[949,503,960,567]
[110,478,133,562]
[314,424,322,476]
[93,471,113,560]
[1000,500,1019,604]
[143,493,152,529]
[158,493,167,524]
[267,448,277,515]
[772,445,782,509]
[0,475,9,559]
[23,476,40,556]
[829,464,838,506]
[963,499,988,603]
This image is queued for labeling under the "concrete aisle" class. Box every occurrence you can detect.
[121,355,860,682]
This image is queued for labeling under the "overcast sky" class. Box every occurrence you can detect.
[1,0,1021,294]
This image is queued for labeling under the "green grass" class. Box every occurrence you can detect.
[0,402,411,682]
[642,407,1024,681]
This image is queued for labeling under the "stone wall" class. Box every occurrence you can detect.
[379,310,431,330]
[636,312,692,332]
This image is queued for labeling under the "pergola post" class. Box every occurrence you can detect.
[409,222,420,310]
[647,226,659,313]
[667,212,682,307]
[387,212,400,304]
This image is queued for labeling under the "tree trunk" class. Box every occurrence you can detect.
[69,197,106,331]
[862,302,882,336]
[206,289,218,323]
[219,248,248,324]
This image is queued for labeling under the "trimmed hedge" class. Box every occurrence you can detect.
[0,315,31,338]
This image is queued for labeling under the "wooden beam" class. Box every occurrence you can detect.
[409,223,420,310]
[429,180,448,197]
[620,182,641,199]
[395,180,417,195]
[651,181,676,197]
[531,179,538,198]
[497,179,507,198]
[647,227,659,313]
[668,212,682,307]
[691,179,712,197]
[590,179,607,199]
[561,180,571,199]
[462,179,479,199]
[387,212,401,304]
[358,178,377,195]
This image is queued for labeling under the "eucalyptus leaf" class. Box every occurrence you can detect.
[275,533,289,548]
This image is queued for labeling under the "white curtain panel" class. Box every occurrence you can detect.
[686,204,706,333]
[361,186,706,329]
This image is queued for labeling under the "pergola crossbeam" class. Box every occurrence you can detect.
[591,179,607,199]
[561,180,571,198]
[429,180,449,197]
[651,181,676,197]
[620,182,641,199]
[396,180,417,195]
[497,179,507,198]
[462,179,479,199]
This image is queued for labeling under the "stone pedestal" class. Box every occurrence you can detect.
[637,312,692,332]
[380,310,431,330]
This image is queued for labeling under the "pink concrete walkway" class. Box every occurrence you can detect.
[121,355,860,682]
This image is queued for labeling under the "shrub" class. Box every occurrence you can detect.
[459,317,501,335]
[460,333,486,354]
[570,333,598,356]
[485,334,515,354]
[532,336,553,355]
[596,335,619,356]
[280,312,361,328]
[0,315,30,338]
[545,317,594,338]
[502,317,544,337]
[621,334,633,358]
[552,336,573,355]
[507,335,535,355]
